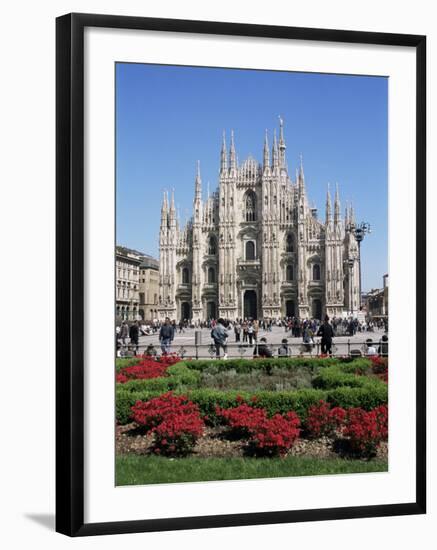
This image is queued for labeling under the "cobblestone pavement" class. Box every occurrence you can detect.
[126,326,387,359]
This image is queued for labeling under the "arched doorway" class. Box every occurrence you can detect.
[312,298,322,320]
[181,302,191,321]
[285,299,295,318]
[207,301,216,319]
[244,290,257,319]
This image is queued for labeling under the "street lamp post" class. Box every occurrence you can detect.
[345,258,354,315]
[347,221,371,310]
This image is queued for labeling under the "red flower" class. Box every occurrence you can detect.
[215,404,301,456]
[130,392,204,456]
[116,356,181,383]
[342,405,388,455]
[306,400,346,438]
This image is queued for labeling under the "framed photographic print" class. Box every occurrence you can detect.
[56,13,426,536]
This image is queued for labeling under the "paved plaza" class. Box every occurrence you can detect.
[131,325,387,359]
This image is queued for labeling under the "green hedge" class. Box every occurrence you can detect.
[115,384,388,425]
[182,356,341,374]
[326,384,388,410]
[336,358,372,375]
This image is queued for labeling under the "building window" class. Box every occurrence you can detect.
[312,263,321,281]
[286,265,294,281]
[208,235,217,255]
[286,234,294,252]
[244,191,257,222]
[139,292,145,304]
[208,267,216,283]
[245,240,255,260]
[182,267,190,284]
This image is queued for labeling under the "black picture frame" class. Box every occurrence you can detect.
[56,12,426,537]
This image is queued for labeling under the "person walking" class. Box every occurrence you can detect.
[317,315,334,356]
[242,321,248,343]
[247,323,255,346]
[120,321,129,345]
[302,323,315,353]
[234,321,241,342]
[211,318,228,359]
[159,317,175,355]
[129,321,140,356]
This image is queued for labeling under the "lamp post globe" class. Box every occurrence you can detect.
[347,221,371,310]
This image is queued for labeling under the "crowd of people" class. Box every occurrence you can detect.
[116,315,388,359]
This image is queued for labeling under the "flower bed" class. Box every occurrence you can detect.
[116,356,388,460]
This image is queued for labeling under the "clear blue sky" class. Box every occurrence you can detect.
[116,63,388,292]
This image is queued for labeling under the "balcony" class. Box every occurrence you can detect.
[177,283,192,292]
[237,258,261,270]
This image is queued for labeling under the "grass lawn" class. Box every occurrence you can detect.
[116,455,388,486]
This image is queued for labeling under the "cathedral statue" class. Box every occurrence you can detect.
[158,120,360,322]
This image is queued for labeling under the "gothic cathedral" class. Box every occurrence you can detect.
[158,119,360,322]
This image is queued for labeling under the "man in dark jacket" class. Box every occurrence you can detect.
[254,337,273,358]
[159,317,175,355]
[317,315,334,355]
[129,321,140,356]
[211,318,228,359]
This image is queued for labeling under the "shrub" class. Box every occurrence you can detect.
[305,400,346,437]
[116,362,168,383]
[152,411,204,456]
[312,369,365,390]
[249,411,301,457]
[312,361,383,391]
[326,384,388,411]
[342,405,388,456]
[369,356,388,383]
[131,392,204,456]
[131,392,200,431]
[337,358,372,375]
[182,356,341,374]
[249,389,327,422]
[166,363,202,387]
[215,402,268,437]
[120,377,174,393]
[215,402,301,456]
[115,382,388,425]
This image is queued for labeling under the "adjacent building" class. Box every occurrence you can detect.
[158,119,361,322]
[138,256,159,321]
[115,246,158,322]
[365,274,388,320]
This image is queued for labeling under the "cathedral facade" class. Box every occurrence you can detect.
[158,120,360,322]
